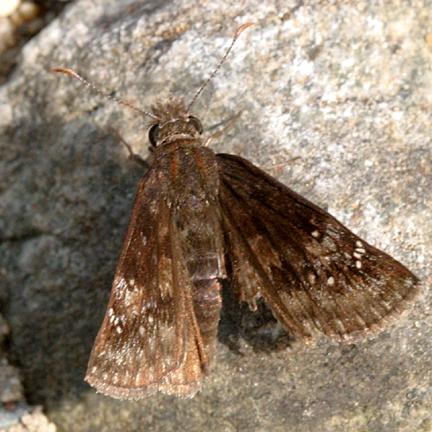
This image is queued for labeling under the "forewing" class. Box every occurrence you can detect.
[217,153,420,343]
[85,167,203,399]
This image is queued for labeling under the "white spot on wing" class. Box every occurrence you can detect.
[308,273,316,284]
[141,299,158,313]
[124,288,138,307]
[327,276,335,286]
[114,277,128,300]
[322,236,337,251]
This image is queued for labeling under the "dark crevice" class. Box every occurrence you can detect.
[0,228,50,243]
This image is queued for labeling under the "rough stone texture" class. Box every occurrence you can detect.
[0,310,56,431]
[4,406,57,432]
[0,1,71,84]
[0,0,431,431]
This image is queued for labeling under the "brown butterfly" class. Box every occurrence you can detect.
[54,24,420,399]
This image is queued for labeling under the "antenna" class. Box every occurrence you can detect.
[186,22,253,112]
[52,23,253,120]
[51,67,160,121]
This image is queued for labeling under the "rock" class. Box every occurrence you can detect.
[0,359,23,404]
[0,0,430,431]
[0,312,55,431]
[3,405,57,432]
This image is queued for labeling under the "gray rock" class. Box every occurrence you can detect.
[0,0,430,431]
[2,405,57,432]
[0,359,23,404]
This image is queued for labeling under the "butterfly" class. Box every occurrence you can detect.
[54,24,420,399]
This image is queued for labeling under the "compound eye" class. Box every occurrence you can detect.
[148,124,160,146]
[188,116,203,134]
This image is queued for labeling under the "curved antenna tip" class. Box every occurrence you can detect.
[51,66,159,121]
[187,23,254,112]
[235,22,254,37]
[51,67,79,77]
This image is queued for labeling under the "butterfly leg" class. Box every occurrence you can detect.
[203,111,243,147]
[107,126,149,168]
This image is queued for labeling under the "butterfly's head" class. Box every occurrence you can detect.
[52,24,252,151]
[147,100,203,147]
